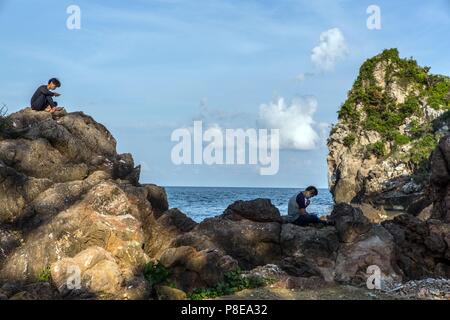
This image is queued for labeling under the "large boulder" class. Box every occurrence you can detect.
[328,203,402,285]
[329,203,372,243]
[334,225,401,285]
[51,246,124,297]
[0,180,150,287]
[382,214,450,279]
[194,215,282,269]
[280,224,339,281]
[0,109,157,299]
[145,208,197,259]
[159,246,238,292]
[222,199,283,223]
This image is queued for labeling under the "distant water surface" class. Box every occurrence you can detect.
[164,187,334,223]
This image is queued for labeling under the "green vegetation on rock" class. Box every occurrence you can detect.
[144,261,171,287]
[187,269,268,300]
[37,266,52,283]
[408,134,438,168]
[343,133,357,147]
[366,141,386,158]
[336,48,450,169]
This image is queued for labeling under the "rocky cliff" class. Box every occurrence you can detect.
[328,49,450,212]
[0,108,448,300]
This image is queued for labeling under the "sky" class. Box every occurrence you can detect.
[0,0,449,188]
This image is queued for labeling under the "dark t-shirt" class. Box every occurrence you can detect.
[31,85,56,110]
[296,192,309,209]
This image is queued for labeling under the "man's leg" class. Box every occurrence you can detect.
[45,97,61,113]
[31,95,47,111]
[293,214,325,226]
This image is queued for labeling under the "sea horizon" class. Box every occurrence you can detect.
[162,185,330,189]
[164,186,334,222]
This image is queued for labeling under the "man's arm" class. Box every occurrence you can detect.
[296,193,308,215]
[39,86,55,97]
[45,95,58,108]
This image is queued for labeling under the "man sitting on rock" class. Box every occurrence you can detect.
[286,186,330,226]
[30,78,63,113]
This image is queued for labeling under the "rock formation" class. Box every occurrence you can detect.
[0,108,235,299]
[430,134,450,222]
[0,106,448,300]
[327,49,450,213]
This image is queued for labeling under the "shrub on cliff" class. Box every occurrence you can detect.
[0,104,11,134]
[366,141,386,158]
[188,269,267,300]
[144,261,171,287]
[336,48,450,168]
[343,133,357,147]
[409,134,437,168]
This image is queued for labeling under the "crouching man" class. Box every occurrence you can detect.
[31,78,63,113]
[286,186,331,226]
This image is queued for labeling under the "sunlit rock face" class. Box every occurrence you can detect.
[327,49,450,214]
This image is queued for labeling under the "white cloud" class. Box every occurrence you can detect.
[311,28,348,71]
[258,97,320,150]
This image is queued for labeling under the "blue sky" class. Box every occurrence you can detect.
[0,0,449,187]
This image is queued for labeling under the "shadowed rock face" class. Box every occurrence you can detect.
[430,135,450,222]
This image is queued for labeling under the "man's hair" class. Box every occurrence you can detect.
[305,186,318,196]
[48,78,61,87]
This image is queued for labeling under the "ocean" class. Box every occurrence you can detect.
[164,187,334,223]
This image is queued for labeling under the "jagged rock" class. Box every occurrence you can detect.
[280,224,339,281]
[194,215,282,269]
[0,109,155,299]
[185,198,283,269]
[223,199,283,223]
[159,246,238,292]
[51,246,123,296]
[417,205,433,221]
[354,203,389,223]
[382,214,450,279]
[329,203,372,243]
[328,49,448,209]
[431,135,450,222]
[144,184,169,216]
[145,208,197,259]
[1,107,448,300]
[0,180,150,284]
[0,160,53,224]
[334,225,401,285]
[0,229,22,266]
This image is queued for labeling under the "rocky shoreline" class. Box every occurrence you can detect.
[1,49,450,300]
[0,108,448,300]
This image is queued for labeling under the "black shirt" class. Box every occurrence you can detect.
[31,85,56,110]
[296,192,310,209]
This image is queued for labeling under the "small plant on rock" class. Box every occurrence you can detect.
[144,261,171,287]
[187,269,268,300]
[37,266,52,283]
